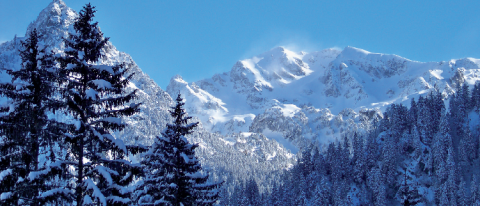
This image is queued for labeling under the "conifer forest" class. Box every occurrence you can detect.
[0,4,221,206]
[2,1,480,206]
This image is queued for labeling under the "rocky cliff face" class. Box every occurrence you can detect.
[0,0,296,185]
[167,45,480,152]
[4,0,480,191]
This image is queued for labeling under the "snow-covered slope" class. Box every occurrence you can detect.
[0,0,174,146]
[0,0,295,186]
[167,45,480,152]
[4,1,480,192]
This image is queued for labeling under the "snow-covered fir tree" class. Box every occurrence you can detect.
[0,28,68,205]
[472,81,480,111]
[55,3,141,205]
[472,175,480,205]
[245,178,260,206]
[6,1,480,206]
[136,93,222,206]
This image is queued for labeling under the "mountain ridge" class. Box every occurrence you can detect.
[3,1,480,203]
[0,0,297,190]
[168,44,480,151]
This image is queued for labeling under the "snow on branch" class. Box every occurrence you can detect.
[99,117,122,125]
[27,167,52,181]
[84,195,93,205]
[185,171,206,179]
[40,188,73,198]
[84,178,107,206]
[0,169,13,183]
[93,165,119,185]
[0,192,13,201]
[66,63,76,70]
[100,131,127,154]
[86,88,98,100]
[91,79,112,90]
[92,65,114,74]
[106,196,131,205]
[180,152,197,164]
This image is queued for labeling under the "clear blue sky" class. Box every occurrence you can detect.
[1,0,480,89]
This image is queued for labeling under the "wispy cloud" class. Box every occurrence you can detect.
[240,29,337,59]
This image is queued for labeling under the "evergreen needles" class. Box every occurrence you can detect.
[136,93,222,206]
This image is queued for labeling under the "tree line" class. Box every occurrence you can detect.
[227,84,480,205]
[0,4,221,206]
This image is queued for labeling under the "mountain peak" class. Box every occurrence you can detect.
[258,46,304,60]
[271,46,287,52]
[166,75,188,95]
[171,74,185,82]
[338,46,371,59]
[50,0,67,7]
[25,0,76,49]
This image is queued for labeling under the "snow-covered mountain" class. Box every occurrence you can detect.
[167,44,480,151]
[0,0,174,146]
[4,1,480,197]
[0,0,296,187]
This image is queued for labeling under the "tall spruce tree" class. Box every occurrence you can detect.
[134,133,169,206]
[434,110,451,182]
[472,175,479,204]
[458,177,468,206]
[136,93,222,206]
[382,133,398,185]
[245,178,260,206]
[55,4,141,205]
[408,98,418,132]
[0,28,69,205]
[472,81,480,110]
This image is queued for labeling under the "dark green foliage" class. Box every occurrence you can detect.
[55,3,141,205]
[245,178,260,206]
[472,81,480,110]
[0,28,69,205]
[136,94,222,206]
[259,87,479,205]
